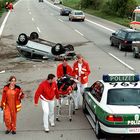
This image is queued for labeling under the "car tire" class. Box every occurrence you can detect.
[30,32,39,40]
[64,44,74,51]
[95,120,104,139]
[110,38,114,46]
[133,49,139,58]
[82,98,89,114]
[51,43,66,55]
[18,33,28,45]
[118,43,123,51]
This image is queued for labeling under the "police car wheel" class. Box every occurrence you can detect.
[95,120,104,139]
[82,99,89,114]
[30,32,39,40]
[51,43,66,55]
[18,33,28,45]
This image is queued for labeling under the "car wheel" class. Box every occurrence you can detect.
[82,99,89,114]
[51,43,66,55]
[69,17,71,21]
[95,120,104,139]
[118,43,123,51]
[110,38,114,46]
[133,49,139,58]
[30,32,39,40]
[64,44,74,51]
[18,33,28,45]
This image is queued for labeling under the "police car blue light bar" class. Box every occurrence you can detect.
[103,74,140,82]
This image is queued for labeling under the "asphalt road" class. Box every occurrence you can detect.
[0,0,140,140]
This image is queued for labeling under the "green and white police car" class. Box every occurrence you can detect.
[83,74,140,139]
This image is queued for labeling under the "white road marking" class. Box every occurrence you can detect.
[109,53,134,71]
[0,11,10,38]
[37,27,41,33]
[32,18,34,21]
[75,29,84,36]
[50,13,54,16]
[44,0,61,10]
[58,19,63,22]
[85,19,115,32]
[0,70,5,74]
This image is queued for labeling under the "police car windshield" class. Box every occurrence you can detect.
[107,88,140,105]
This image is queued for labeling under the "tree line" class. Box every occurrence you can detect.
[80,0,138,18]
[0,0,15,12]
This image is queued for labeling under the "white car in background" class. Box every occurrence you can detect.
[53,0,63,5]
[69,10,85,21]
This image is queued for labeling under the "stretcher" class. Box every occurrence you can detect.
[56,93,75,122]
[56,76,77,121]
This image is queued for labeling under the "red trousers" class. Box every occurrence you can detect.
[4,105,17,131]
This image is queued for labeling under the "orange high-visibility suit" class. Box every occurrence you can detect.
[1,84,24,131]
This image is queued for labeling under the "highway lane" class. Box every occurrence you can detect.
[0,0,140,140]
[43,0,140,73]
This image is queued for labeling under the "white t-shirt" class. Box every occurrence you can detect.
[78,63,82,76]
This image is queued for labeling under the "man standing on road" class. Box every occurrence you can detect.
[34,74,59,133]
[72,54,91,109]
[56,58,73,79]
[56,58,73,105]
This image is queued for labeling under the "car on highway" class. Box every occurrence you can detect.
[83,74,140,139]
[110,28,140,51]
[53,0,62,5]
[69,10,85,21]
[60,7,72,16]
[132,41,140,58]
[16,32,76,60]
[39,0,43,2]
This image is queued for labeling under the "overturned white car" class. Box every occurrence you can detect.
[16,32,76,60]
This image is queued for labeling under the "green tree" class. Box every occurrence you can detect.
[81,0,103,10]
[102,0,137,18]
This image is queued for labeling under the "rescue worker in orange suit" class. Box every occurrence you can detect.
[56,58,73,79]
[34,74,59,133]
[72,54,91,109]
[0,76,24,134]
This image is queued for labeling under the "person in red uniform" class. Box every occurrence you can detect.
[56,58,73,105]
[34,74,59,133]
[72,54,91,109]
[0,76,24,134]
[56,58,73,79]
[8,2,13,11]
[5,2,9,11]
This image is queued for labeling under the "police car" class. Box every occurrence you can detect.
[83,74,140,139]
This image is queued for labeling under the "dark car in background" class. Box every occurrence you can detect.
[110,28,140,51]
[60,8,72,16]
